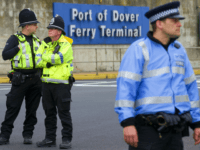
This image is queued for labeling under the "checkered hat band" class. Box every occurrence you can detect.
[149,8,179,23]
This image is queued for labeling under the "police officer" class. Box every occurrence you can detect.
[35,15,74,149]
[115,1,200,150]
[0,9,42,145]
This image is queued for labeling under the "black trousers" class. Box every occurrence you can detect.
[0,75,42,139]
[129,125,183,150]
[42,83,72,141]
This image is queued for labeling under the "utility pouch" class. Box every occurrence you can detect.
[173,112,191,134]
[12,72,22,85]
[180,124,189,137]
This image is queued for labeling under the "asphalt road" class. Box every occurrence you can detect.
[0,79,199,150]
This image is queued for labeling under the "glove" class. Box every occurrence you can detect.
[46,63,53,68]
[180,112,192,123]
[157,112,180,126]
[69,76,75,83]
[7,72,13,82]
[43,37,52,43]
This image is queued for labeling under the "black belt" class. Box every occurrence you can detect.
[22,74,35,78]
[135,114,172,137]
[136,113,188,131]
[14,69,37,75]
[135,114,155,126]
[136,114,175,126]
[43,74,49,77]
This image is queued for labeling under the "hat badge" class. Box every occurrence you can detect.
[49,18,55,25]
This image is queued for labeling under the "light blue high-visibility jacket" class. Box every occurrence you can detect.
[115,36,200,124]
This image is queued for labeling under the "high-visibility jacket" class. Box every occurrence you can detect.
[115,36,200,124]
[35,34,73,84]
[11,33,40,69]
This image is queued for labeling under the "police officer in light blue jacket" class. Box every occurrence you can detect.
[115,1,200,150]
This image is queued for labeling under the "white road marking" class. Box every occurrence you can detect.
[2,79,200,89]
[80,81,116,85]
[73,80,117,87]
[0,84,117,90]
[0,88,10,90]
[0,81,113,86]
[0,81,117,90]
[74,81,104,83]
[73,84,116,87]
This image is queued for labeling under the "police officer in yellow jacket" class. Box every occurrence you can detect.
[0,9,42,145]
[35,15,74,149]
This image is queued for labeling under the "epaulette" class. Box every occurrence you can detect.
[174,43,180,49]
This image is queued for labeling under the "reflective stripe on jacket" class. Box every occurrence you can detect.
[35,35,73,84]
[115,36,200,124]
[11,33,40,69]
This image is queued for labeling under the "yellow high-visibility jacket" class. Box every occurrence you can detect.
[11,33,40,69]
[35,34,73,84]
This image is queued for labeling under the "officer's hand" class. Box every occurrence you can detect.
[123,125,138,148]
[193,128,200,145]
[71,76,75,83]
[43,37,52,43]
[46,63,53,68]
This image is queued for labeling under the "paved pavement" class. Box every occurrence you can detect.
[0,79,200,150]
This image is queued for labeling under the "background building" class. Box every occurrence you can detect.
[0,0,200,74]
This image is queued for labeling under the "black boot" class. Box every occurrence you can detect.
[0,137,9,145]
[36,139,56,147]
[23,137,32,144]
[59,140,71,149]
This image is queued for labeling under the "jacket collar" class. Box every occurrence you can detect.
[147,31,177,50]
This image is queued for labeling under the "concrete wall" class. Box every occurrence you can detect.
[0,0,200,74]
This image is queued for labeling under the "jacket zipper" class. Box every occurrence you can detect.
[167,48,175,107]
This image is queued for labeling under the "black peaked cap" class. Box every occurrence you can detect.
[145,1,185,23]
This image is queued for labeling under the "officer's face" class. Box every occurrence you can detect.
[161,18,182,38]
[48,28,61,38]
[27,23,38,35]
